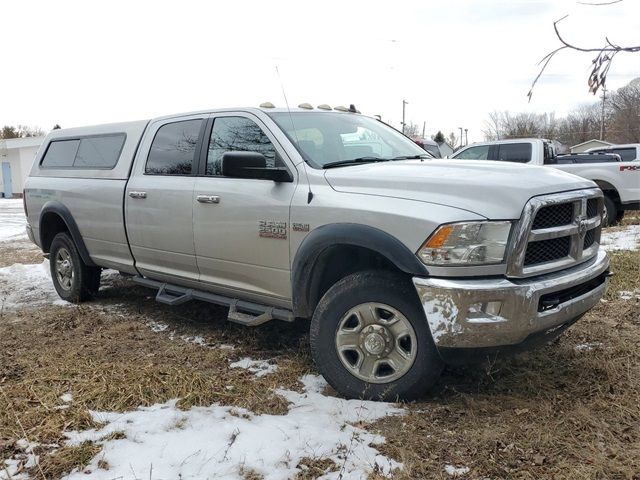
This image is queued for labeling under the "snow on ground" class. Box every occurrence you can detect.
[600,225,640,252]
[230,357,278,377]
[619,289,640,301]
[574,342,603,352]
[0,199,28,242]
[0,262,122,312]
[63,375,404,480]
[0,261,67,310]
[444,465,470,477]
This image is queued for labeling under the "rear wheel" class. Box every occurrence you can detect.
[50,232,101,303]
[603,196,618,227]
[310,270,443,400]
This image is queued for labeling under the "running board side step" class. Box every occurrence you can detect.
[132,277,294,325]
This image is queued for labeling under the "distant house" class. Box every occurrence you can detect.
[570,139,612,154]
[0,136,44,198]
[437,142,454,157]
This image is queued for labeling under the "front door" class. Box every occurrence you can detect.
[126,116,205,281]
[193,113,297,303]
[2,162,12,198]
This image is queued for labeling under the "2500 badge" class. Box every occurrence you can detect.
[259,221,287,239]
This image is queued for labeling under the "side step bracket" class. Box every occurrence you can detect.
[155,284,194,306]
[132,276,294,325]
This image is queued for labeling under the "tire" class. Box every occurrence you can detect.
[49,232,101,303]
[603,196,618,227]
[310,270,443,401]
[615,209,625,223]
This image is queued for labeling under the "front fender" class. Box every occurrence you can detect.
[290,223,428,317]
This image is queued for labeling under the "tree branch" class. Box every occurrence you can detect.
[528,15,639,101]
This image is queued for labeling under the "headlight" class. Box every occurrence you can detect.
[417,221,512,266]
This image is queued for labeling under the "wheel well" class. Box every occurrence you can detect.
[304,245,405,319]
[40,212,69,253]
[593,180,620,204]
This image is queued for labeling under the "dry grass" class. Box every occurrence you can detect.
[0,217,638,478]
[0,278,312,477]
[0,239,41,268]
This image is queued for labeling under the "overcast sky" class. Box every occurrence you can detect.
[2,0,638,143]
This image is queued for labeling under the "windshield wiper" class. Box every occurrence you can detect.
[322,157,391,169]
[390,154,431,160]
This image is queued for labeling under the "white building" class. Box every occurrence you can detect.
[0,136,44,198]
[570,139,612,153]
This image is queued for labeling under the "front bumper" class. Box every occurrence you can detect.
[413,250,610,349]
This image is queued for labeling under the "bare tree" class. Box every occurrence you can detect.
[447,132,459,149]
[528,13,639,100]
[607,77,640,142]
[403,122,420,138]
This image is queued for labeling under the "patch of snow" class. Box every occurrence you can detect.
[600,225,640,252]
[445,465,470,477]
[619,289,640,301]
[180,334,207,346]
[230,357,278,377]
[1,438,40,480]
[64,374,404,480]
[60,393,73,403]
[575,342,603,351]
[0,199,28,242]
[0,261,61,310]
[147,320,170,333]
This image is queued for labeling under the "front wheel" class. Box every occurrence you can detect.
[310,270,443,401]
[49,232,101,303]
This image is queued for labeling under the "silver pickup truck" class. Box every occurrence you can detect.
[24,106,610,400]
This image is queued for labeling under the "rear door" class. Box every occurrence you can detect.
[126,115,205,281]
[193,112,297,304]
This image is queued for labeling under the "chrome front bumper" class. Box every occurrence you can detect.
[413,250,610,349]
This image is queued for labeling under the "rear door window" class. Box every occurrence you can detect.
[497,143,531,163]
[146,120,203,175]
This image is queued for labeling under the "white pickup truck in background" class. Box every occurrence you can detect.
[450,138,640,225]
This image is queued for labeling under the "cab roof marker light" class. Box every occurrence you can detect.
[259,102,275,108]
[317,104,332,110]
[334,105,349,112]
[298,103,313,110]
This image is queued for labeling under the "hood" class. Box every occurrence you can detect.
[324,159,596,219]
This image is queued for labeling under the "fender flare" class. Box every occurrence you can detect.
[39,201,96,267]
[291,223,428,318]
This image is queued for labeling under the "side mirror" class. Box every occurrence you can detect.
[221,151,292,182]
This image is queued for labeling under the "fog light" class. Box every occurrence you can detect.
[467,301,503,321]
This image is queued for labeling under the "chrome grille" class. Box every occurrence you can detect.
[524,237,571,266]
[532,203,573,230]
[507,190,603,277]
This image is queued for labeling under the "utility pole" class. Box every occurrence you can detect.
[402,100,408,134]
[458,127,463,148]
[464,128,468,146]
[422,121,426,138]
[599,86,607,141]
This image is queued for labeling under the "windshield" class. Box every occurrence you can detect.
[268,112,431,168]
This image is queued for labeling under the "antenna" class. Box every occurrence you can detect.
[275,65,314,204]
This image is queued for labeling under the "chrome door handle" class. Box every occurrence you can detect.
[129,191,147,199]
[197,194,220,204]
